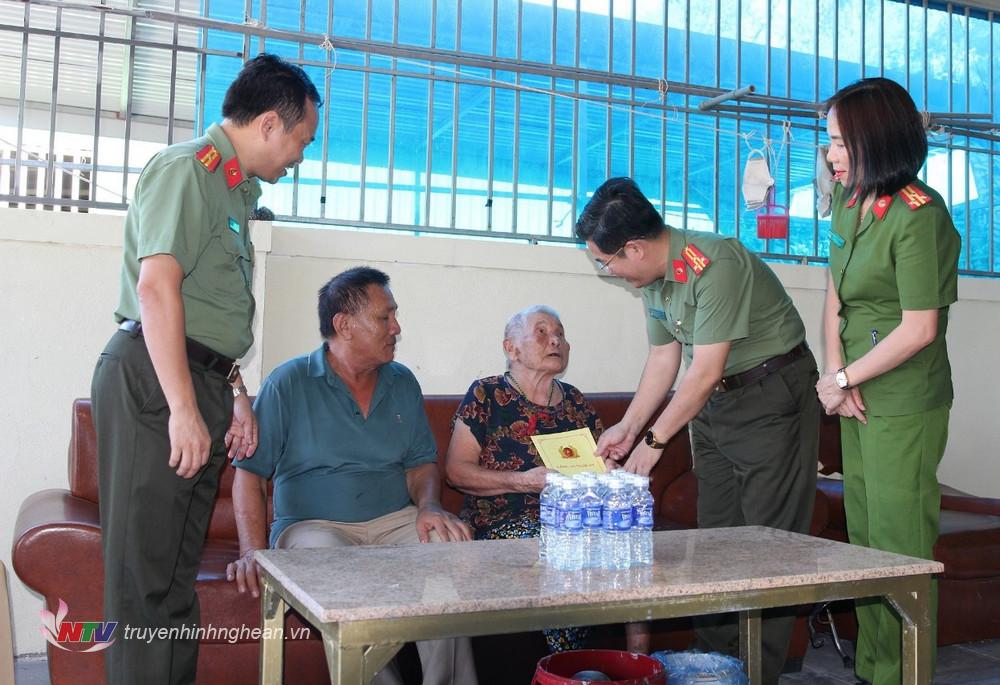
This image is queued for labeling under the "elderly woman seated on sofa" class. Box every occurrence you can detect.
[445,304,649,653]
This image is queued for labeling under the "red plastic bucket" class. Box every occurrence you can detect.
[756,204,789,239]
[532,649,667,684]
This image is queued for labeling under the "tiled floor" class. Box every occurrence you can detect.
[779,637,1000,684]
[15,638,1000,683]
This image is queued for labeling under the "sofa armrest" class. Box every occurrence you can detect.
[12,489,103,598]
[941,493,1000,517]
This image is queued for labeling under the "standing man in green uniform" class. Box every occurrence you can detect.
[90,54,320,685]
[816,78,960,685]
[576,177,820,685]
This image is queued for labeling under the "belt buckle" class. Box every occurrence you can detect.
[225,361,240,383]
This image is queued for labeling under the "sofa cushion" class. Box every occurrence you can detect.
[936,511,1000,580]
[658,472,698,528]
[816,476,1000,580]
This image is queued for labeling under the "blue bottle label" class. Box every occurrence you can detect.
[635,503,654,527]
[540,502,555,526]
[582,504,603,528]
[603,506,632,531]
[559,509,583,531]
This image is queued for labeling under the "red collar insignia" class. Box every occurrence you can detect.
[223,157,244,190]
[194,144,221,173]
[845,191,860,208]
[672,259,688,283]
[898,183,931,210]
[872,194,893,220]
[681,244,711,276]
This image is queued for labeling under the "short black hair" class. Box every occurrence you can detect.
[824,77,927,200]
[318,267,391,339]
[222,53,322,131]
[574,177,665,253]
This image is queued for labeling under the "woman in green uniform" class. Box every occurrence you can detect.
[815,77,960,685]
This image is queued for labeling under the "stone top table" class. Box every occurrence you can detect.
[255,526,942,685]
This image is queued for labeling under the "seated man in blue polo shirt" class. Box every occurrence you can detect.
[226,266,477,685]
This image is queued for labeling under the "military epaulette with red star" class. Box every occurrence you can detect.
[194,144,221,173]
[680,243,711,277]
[898,183,931,211]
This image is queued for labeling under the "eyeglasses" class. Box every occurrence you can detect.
[595,246,625,273]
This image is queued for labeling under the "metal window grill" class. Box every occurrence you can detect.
[1,0,998,276]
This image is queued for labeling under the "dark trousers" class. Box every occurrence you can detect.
[91,329,233,685]
[689,353,820,685]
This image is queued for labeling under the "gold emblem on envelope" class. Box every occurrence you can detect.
[530,428,605,475]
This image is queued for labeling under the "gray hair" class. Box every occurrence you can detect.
[503,305,562,368]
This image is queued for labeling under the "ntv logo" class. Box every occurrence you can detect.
[40,599,117,653]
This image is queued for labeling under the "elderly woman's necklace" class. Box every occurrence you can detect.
[505,372,557,434]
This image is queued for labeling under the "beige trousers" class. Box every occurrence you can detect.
[276,507,479,685]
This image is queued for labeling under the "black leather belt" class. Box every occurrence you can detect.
[119,319,240,382]
[716,341,809,392]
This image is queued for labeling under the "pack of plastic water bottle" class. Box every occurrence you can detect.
[540,471,654,570]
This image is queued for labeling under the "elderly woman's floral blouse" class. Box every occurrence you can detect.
[453,374,603,539]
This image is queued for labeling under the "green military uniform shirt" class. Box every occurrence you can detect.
[829,180,960,416]
[641,227,806,376]
[115,123,262,360]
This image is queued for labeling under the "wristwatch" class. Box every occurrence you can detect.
[835,367,851,390]
[232,383,249,399]
[644,429,668,449]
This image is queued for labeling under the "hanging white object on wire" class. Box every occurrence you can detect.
[742,145,774,211]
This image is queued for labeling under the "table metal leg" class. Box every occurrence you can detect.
[322,634,365,685]
[738,609,762,685]
[886,577,934,685]
[362,642,405,682]
[260,579,286,685]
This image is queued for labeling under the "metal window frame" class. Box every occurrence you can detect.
[1,0,998,277]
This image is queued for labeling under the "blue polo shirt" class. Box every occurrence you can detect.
[234,344,438,546]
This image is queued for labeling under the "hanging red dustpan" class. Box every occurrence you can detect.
[756,188,789,239]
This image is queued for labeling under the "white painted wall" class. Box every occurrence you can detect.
[2,208,998,656]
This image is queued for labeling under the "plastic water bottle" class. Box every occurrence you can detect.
[595,472,613,502]
[552,479,584,570]
[601,479,632,569]
[538,473,563,561]
[630,474,655,566]
[577,473,604,568]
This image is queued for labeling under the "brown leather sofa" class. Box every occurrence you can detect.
[814,447,1000,647]
[13,395,1000,684]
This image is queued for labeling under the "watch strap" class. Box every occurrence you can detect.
[644,429,668,449]
[836,367,851,389]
